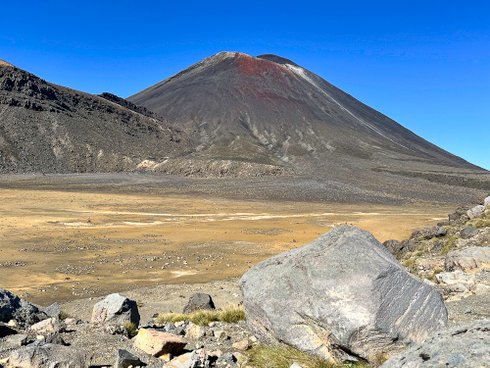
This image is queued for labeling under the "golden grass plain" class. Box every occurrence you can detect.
[0,187,452,305]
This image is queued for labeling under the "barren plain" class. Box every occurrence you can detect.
[0,174,455,305]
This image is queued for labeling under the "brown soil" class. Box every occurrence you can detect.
[0,187,452,305]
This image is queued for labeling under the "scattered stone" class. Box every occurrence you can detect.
[166,352,195,368]
[448,206,471,223]
[460,226,478,239]
[213,329,228,340]
[410,226,447,240]
[290,363,303,368]
[231,338,249,351]
[64,317,78,326]
[467,205,485,219]
[133,328,186,358]
[240,225,448,362]
[436,271,476,296]
[216,352,236,366]
[186,322,205,339]
[42,302,61,319]
[7,343,88,368]
[485,196,490,208]
[381,320,490,368]
[2,333,28,348]
[383,239,403,255]
[115,348,146,368]
[183,293,216,314]
[29,317,64,335]
[445,246,490,272]
[167,349,211,368]
[91,293,140,327]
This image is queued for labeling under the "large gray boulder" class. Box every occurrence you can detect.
[240,225,448,363]
[381,320,490,367]
[91,293,140,327]
[0,289,46,326]
[7,343,89,367]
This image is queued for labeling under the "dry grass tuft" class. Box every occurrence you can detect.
[155,305,245,326]
[247,344,366,368]
[123,321,138,338]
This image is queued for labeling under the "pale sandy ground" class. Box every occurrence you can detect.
[0,187,453,305]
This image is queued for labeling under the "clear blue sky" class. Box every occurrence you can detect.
[1,1,489,169]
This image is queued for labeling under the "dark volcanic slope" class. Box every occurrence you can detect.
[0,62,189,173]
[129,52,482,177]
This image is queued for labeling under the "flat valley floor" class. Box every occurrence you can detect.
[0,174,457,306]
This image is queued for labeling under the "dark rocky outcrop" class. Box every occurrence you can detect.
[0,62,188,174]
[240,225,447,363]
[183,293,216,314]
[0,289,47,327]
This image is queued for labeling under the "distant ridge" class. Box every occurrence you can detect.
[0,62,189,173]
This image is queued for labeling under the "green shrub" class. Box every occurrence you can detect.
[441,236,458,254]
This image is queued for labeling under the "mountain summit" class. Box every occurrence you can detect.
[128,51,477,177]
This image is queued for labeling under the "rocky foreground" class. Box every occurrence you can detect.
[1,196,490,367]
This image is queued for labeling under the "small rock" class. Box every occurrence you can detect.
[2,333,29,348]
[115,348,146,368]
[449,206,471,223]
[232,338,249,351]
[445,246,490,272]
[183,293,216,314]
[436,270,475,295]
[133,328,186,358]
[186,323,205,339]
[290,363,303,368]
[213,329,228,340]
[460,227,478,239]
[91,293,140,327]
[209,350,223,358]
[217,352,236,366]
[166,352,195,368]
[467,205,485,219]
[484,196,490,208]
[29,317,63,335]
[7,343,88,368]
[64,317,78,326]
[42,302,61,319]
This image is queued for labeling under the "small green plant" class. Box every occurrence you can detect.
[247,344,366,368]
[58,311,71,320]
[427,267,444,282]
[402,258,417,271]
[471,218,490,229]
[441,235,458,254]
[123,320,138,338]
[156,305,245,326]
